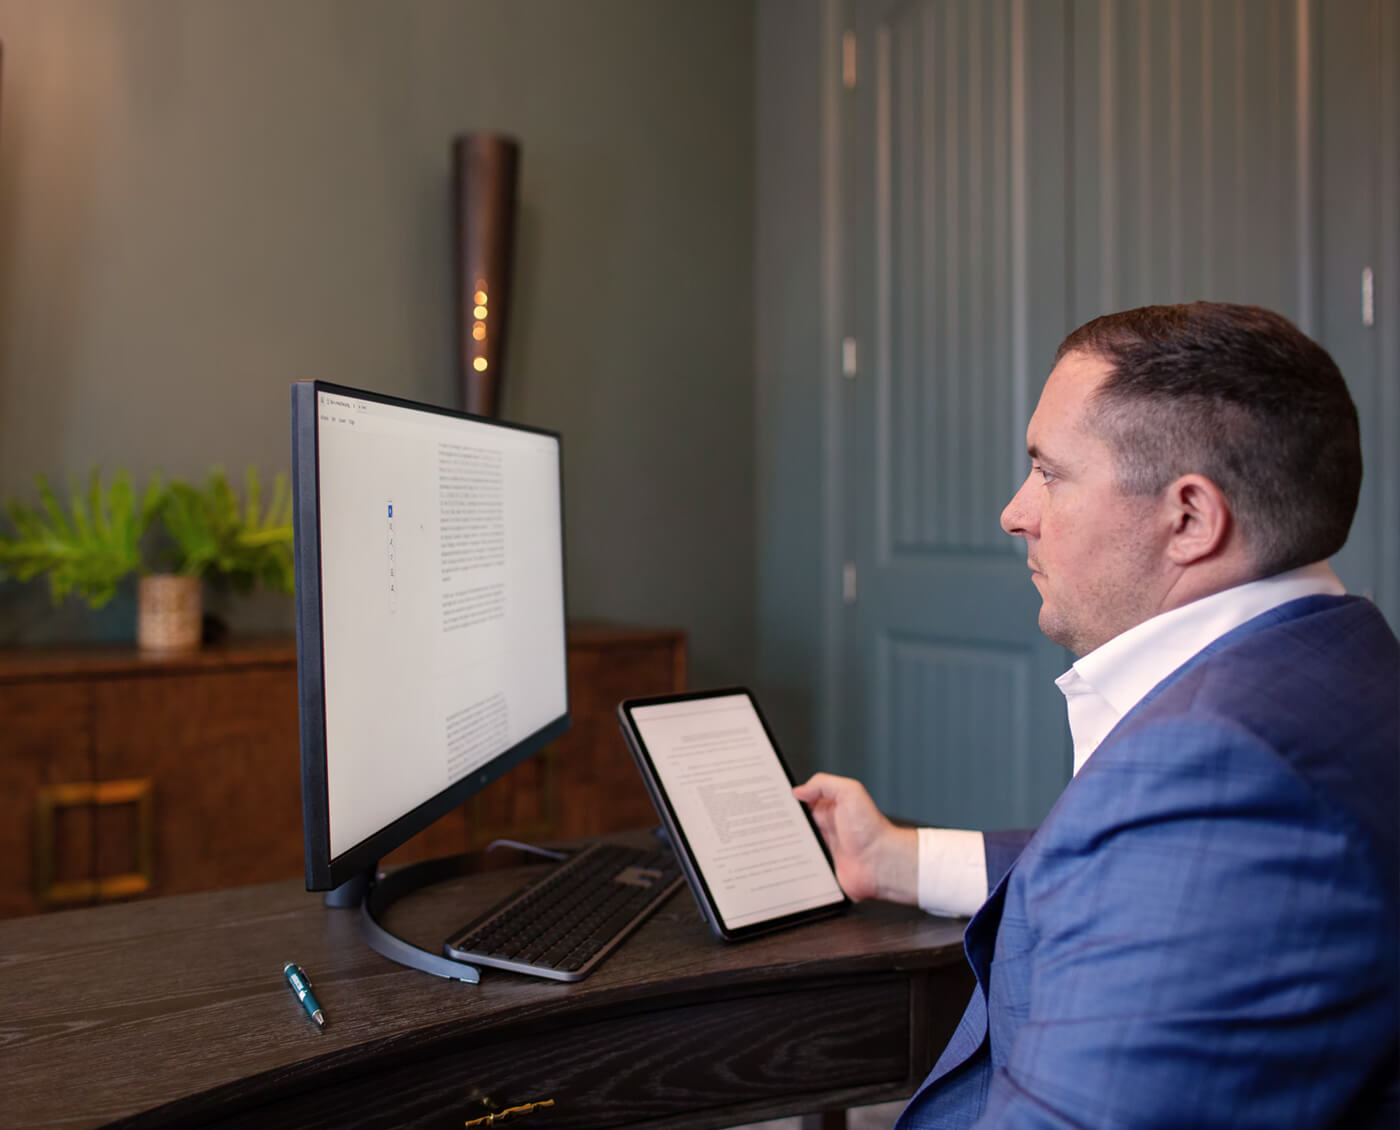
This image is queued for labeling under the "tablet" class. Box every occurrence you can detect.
[617,688,848,941]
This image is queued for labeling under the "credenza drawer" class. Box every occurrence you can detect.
[168,978,910,1129]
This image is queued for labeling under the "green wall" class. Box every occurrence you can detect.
[754,0,825,774]
[0,0,756,690]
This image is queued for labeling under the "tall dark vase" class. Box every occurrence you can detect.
[453,133,520,418]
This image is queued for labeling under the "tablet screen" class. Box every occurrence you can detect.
[623,691,845,933]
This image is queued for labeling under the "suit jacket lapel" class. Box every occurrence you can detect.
[902,861,1013,1112]
[964,864,1011,988]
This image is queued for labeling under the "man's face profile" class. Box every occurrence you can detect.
[1001,350,1166,657]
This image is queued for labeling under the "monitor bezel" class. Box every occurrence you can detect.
[291,379,570,892]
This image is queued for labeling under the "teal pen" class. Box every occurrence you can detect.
[283,962,326,1030]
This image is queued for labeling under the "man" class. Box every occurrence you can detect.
[796,303,1398,1128]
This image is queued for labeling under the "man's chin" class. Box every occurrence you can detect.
[1038,607,1078,653]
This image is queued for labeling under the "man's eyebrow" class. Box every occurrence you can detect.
[1027,443,1068,472]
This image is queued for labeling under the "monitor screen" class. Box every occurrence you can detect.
[292,381,569,891]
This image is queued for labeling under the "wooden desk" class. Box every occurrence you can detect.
[0,833,973,1130]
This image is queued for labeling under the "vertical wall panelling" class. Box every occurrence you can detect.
[1317,0,1396,623]
[772,0,1394,828]
[1379,0,1400,623]
[836,0,1072,829]
[875,635,1032,828]
[877,1,1018,558]
[1296,0,1317,333]
[1072,0,1313,324]
[819,0,847,773]
[814,0,1394,829]
[1070,0,1389,614]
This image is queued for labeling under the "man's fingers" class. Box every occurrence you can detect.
[793,771,851,804]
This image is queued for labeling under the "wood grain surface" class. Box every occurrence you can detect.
[0,624,686,917]
[0,831,971,1130]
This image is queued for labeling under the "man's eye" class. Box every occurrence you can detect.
[1034,465,1055,484]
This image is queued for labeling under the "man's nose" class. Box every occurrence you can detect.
[1001,475,1035,538]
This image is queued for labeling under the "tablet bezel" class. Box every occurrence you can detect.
[616,686,849,942]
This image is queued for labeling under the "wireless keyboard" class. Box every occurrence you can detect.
[442,842,684,981]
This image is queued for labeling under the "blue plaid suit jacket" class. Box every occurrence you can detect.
[896,595,1399,1130]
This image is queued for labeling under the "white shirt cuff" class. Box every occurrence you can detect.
[917,827,989,917]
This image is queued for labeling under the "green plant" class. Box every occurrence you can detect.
[157,468,294,594]
[0,466,295,609]
[0,470,163,608]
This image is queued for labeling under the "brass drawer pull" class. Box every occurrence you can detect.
[35,779,155,904]
[464,1098,555,1126]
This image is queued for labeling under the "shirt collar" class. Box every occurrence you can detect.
[1056,561,1345,774]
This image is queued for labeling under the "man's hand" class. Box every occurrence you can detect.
[793,772,918,904]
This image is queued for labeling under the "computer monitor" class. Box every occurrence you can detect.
[290,380,569,977]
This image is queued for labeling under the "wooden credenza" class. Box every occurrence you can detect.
[0,622,685,919]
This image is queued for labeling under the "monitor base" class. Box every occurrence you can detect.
[326,857,483,983]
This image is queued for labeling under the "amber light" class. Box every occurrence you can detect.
[473,358,489,372]
[472,324,487,341]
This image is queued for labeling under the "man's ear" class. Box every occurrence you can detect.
[1163,474,1233,566]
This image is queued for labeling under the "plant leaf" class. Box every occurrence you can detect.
[244,467,260,531]
[89,468,108,540]
[38,476,72,539]
[267,472,291,529]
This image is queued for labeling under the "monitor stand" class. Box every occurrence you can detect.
[326,856,483,983]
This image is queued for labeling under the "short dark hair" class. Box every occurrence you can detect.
[1056,302,1361,577]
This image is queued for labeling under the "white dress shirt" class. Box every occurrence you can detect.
[915,562,1346,917]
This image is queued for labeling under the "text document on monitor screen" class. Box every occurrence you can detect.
[628,694,844,930]
[315,390,566,860]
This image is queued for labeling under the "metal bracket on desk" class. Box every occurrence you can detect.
[325,857,483,983]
